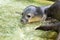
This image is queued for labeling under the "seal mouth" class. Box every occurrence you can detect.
[21,16,42,24]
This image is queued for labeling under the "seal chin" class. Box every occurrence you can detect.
[28,16,43,23]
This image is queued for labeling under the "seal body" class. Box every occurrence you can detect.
[36,1,60,40]
[45,1,60,21]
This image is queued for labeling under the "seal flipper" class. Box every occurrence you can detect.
[35,25,55,31]
[36,22,60,32]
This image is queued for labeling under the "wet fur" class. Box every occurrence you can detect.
[21,1,60,40]
[36,1,60,40]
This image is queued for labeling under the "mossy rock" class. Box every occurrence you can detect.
[0,0,57,40]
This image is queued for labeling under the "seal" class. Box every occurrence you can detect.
[21,5,51,23]
[21,1,60,40]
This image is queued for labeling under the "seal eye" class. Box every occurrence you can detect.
[27,15,31,18]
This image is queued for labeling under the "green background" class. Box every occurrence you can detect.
[0,0,57,40]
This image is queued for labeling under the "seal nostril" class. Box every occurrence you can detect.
[21,19,27,23]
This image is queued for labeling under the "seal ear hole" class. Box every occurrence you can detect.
[27,15,31,18]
